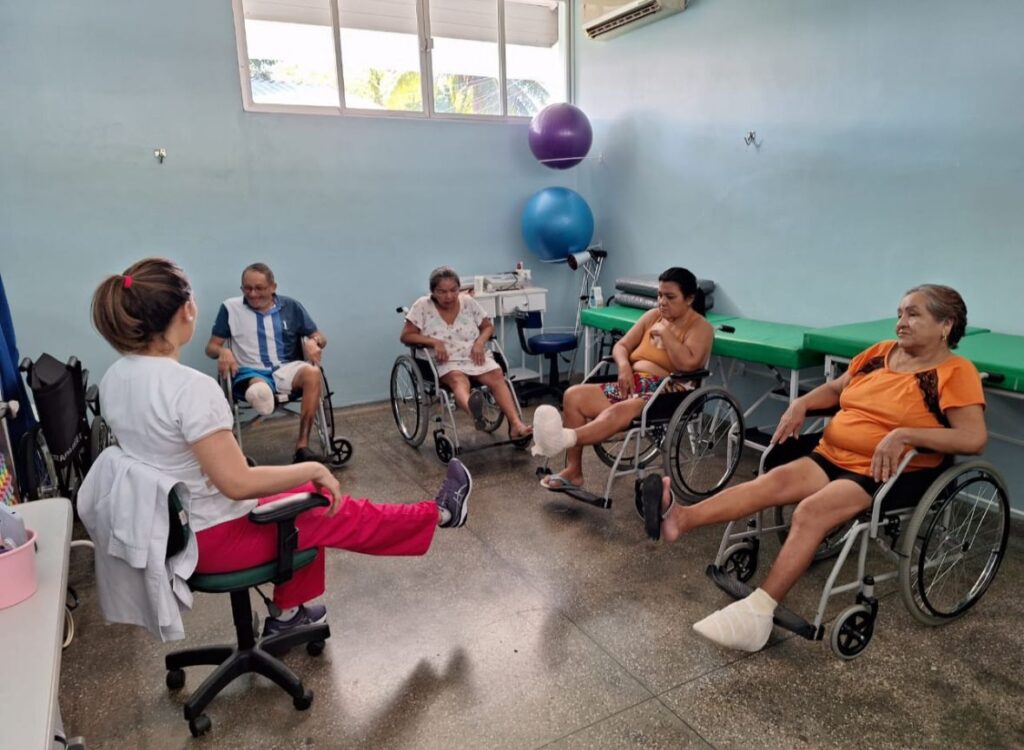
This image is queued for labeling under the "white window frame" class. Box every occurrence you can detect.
[232,0,573,122]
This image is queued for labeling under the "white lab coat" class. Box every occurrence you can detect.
[78,446,198,642]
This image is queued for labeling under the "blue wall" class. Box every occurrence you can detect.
[0,0,581,405]
[573,0,1024,509]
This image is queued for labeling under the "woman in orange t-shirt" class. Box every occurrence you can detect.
[531,268,714,492]
[651,284,987,653]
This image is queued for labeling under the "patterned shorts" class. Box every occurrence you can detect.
[602,373,665,404]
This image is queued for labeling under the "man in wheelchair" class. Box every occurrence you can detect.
[205,262,329,463]
[647,285,989,653]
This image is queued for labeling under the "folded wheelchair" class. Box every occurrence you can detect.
[707,433,1010,659]
[540,356,746,511]
[221,365,353,468]
[17,353,113,500]
[389,332,530,464]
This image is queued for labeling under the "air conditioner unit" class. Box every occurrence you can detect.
[583,0,686,41]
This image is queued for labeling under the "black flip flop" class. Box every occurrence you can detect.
[641,474,665,541]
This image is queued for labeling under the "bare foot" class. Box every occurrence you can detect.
[510,424,533,439]
[658,476,689,543]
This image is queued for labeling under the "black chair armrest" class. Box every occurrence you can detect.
[250,492,331,585]
[669,368,710,381]
[250,492,330,524]
[806,406,839,418]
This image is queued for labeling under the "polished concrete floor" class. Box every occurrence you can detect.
[61,402,1024,749]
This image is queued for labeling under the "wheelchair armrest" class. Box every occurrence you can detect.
[250,492,331,584]
[669,368,709,381]
[806,406,839,418]
[85,383,100,411]
[250,492,331,524]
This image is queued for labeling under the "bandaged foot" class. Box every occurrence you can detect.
[245,381,275,416]
[530,405,578,457]
[692,588,777,652]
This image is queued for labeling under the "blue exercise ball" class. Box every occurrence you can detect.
[521,187,594,262]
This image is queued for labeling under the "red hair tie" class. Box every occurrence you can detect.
[123,274,133,289]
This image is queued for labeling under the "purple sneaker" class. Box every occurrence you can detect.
[262,603,327,638]
[436,459,471,528]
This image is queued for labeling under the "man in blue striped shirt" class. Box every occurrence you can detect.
[205,263,329,463]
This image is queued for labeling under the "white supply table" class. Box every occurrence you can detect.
[471,286,547,382]
[0,497,74,749]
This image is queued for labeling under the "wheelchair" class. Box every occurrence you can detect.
[539,356,746,511]
[221,364,353,468]
[16,353,113,501]
[389,334,530,464]
[706,433,1011,659]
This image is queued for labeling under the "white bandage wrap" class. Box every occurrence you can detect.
[692,588,777,652]
[245,381,275,416]
[530,405,577,457]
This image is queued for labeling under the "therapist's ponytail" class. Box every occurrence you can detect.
[92,258,192,354]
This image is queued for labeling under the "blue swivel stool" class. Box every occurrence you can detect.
[513,310,578,403]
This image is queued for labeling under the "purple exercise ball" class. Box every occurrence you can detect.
[528,103,593,170]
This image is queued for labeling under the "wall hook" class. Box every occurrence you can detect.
[744,131,762,148]
[154,147,167,164]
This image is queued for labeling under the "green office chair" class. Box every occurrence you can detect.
[163,489,332,737]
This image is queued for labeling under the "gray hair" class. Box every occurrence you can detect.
[242,262,275,285]
[429,266,460,293]
[904,283,967,348]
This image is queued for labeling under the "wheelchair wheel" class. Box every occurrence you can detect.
[327,438,353,467]
[898,460,1010,626]
[721,541,759,583]
[663,387,744,502]
[593,426,662,471]
[434,434,455,464]
[772,505,855,563]
[478,388,505,434]
[17,426,59,500]
[830,604,875,660]
[88,415,115,467]
[390,356,429,447]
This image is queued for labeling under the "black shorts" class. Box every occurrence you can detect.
[808,452,880,496]
[807,451,944,511]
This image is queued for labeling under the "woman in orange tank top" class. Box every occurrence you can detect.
[531,268,714,492]
[648,285,987,654]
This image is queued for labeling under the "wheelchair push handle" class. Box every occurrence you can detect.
[717,324,736,334]
[981,371,1005,385]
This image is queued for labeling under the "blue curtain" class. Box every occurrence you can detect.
[0,273,36,449]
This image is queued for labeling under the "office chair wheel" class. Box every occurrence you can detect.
[434,434,455,464]
[293,688,314,711]
[306,640,326,656]
[664,387,744,502]
[772,505,853,563]
[898,461,1010,626]
[328,438,354,467]
[189,714,212,737]
[722,542,758,583]
[830,605,875,660]
[391,355,429,447]
[165,668,185,690]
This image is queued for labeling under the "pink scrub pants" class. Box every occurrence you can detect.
[194,483,439,608]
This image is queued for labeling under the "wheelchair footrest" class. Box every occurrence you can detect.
[705,565,820,641]
[562,486,613,510]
